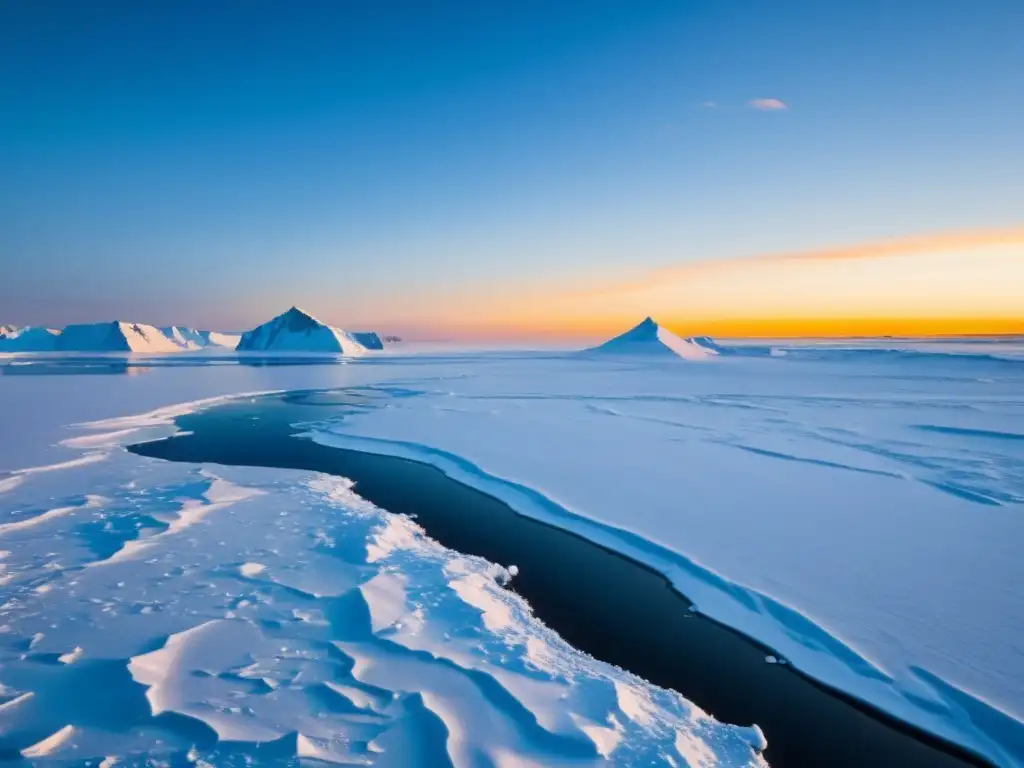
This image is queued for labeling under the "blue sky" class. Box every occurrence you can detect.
[2,0,1022,334]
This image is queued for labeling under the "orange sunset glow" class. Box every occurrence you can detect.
[414,229,1024,340]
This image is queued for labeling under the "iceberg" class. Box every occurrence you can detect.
[236,306,369,355]
[585,317,719,360]
[0,326,61,352]
[55,321,182,353]
[350,332,385,350]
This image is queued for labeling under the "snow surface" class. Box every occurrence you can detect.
[0,340,1021,765]
[236,306,369,355]
[0,373,765,766]
[586,317,720,360]
[302,346,1024,767]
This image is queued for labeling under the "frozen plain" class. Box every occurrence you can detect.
[0,340,1021,766]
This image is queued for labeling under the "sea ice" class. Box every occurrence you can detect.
[0,340,1020,765]
[0,366,769,765]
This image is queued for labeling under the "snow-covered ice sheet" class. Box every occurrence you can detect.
[0,357,767,766]
[298,347,1024,766]
[0,344,1022,765]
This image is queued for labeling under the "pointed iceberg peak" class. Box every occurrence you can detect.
[628,316,660,335]
[280,305,321,323]
[584,317,720,361]
[247,306,325,336]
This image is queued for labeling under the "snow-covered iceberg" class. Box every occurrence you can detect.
[2,322,241,353]
[350,332,385,350]
[585,317,720,360]
[2,313,370,355]
[236,307,369,355]
[0,326,61,352]
[54,322,183,353]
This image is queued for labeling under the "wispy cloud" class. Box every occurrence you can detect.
[562,228,1024,301]
[698,101,718,110]
[395,227,1024,338]
[481,227,1024,337]
[748,97,788,111]
[752,228,1024,265]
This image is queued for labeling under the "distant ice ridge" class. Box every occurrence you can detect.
[235,306,369,355]
[0,398,767,767]
[159,326,241,350]
[0,309,383,354]
[585,317,721,360]
[0,322,238,353]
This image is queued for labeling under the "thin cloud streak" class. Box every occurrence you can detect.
[566,227,1024,302]
[748,98,788,110]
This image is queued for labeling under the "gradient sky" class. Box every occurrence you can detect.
[2,0,1022,337]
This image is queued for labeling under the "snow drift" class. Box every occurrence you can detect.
[585,317,720,360]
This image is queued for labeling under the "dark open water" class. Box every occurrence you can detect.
[130,390,986,768]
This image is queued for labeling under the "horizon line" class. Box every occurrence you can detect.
[5,312,1024,341]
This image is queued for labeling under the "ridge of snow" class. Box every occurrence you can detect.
[159,326,240,350]
[203,330,241,349]
[160,326,203,350]
[585,317,719,361]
